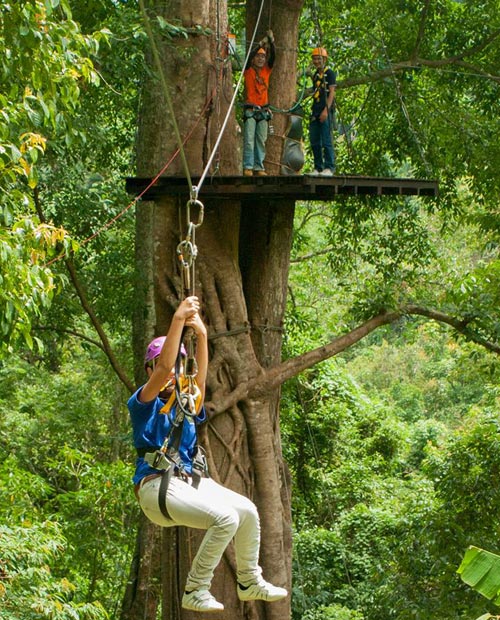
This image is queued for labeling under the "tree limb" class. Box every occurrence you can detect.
[339,28,500,88]
[64,259,135,392]
[404,305,500,354]
[206,303,500,416]
[412,0,431,62]
[206,310,401,415]
[33,187,135,393]
[33,325,105,350]
[290,246,336,263]
[453,60,500,84]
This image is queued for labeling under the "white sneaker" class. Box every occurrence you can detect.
[305,169,321,176]
[237,579,288,602]
[320,168,334,176]
[182,589,224,612]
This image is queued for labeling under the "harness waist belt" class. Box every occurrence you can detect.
[244,104,270,110]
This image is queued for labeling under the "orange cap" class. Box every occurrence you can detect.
[256,47,266,55]
[311,47,328,58]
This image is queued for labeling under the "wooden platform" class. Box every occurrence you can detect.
[126,174,438,201]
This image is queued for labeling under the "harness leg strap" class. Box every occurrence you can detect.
[158,467,174,520]
[192,471,201,490]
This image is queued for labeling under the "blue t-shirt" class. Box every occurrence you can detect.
[128,386,207,485]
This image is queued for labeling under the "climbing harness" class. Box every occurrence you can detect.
[244,103,273,123]
[142,336,208,517]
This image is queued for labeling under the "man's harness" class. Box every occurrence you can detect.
[244,104,272,123]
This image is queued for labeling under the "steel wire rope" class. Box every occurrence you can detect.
[213,0,223,175]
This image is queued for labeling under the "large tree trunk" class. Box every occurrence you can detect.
[122,1,303,619]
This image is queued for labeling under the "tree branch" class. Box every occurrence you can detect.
[454,60,500,84]
[206,310,401,415]
[412,0,431,62]
[206,303,500,416]
[33,187,135,393]
[290,246,336,263]
[460,27,500,60]
[339,28,500,88]
[64,259,135,392]
[404,305,500,354]
[33,325,105,350]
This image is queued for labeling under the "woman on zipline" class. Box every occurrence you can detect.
[128,295,287,612]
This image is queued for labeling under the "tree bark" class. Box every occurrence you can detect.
[121,515,163,620]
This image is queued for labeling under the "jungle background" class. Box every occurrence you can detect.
[1,0,500,619]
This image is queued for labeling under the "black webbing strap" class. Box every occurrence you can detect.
[192,471,201,490]
[137,447,160,458]
[158,467,174,520]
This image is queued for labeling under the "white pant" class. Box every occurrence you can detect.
[138,475,262,591]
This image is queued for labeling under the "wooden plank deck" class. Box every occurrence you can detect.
[126,174,439,201]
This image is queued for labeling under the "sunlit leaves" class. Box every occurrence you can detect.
[0,518,108,620]
[299,0,500,202]
[0,218,76,349]
[0,1,110,350]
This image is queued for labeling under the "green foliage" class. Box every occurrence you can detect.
[0,0,110,350]
[0,219,77,351]
[1,2,500,620]
[300,0,500,198]
[284,300,500,620]
[293,528,345,613]
[0,351,136,617]
[302,605,365,620]
[458,546,500,607]
[0,520,108,620]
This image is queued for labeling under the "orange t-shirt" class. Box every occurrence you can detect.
[244,65,272,107]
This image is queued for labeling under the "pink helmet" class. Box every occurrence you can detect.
[144,336,186,367]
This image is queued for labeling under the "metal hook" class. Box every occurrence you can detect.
[187,197,204,229]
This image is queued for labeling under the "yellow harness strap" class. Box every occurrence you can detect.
[160,376,202,416]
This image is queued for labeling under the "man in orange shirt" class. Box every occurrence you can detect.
[243,31,275,176]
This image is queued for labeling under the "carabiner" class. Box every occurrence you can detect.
[186,196,204,229]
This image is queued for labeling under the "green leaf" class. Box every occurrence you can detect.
[458,546,500,605]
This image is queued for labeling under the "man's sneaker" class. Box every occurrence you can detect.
[243,169,253,177]
[305,169,321,176]
[255,170,267,176]
[237,579,288,602]
[320,168,334,176]
[182,589,224,612]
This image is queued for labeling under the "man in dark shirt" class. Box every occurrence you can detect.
[307,47,336,176]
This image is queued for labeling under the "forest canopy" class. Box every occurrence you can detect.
[1,0,499,619]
